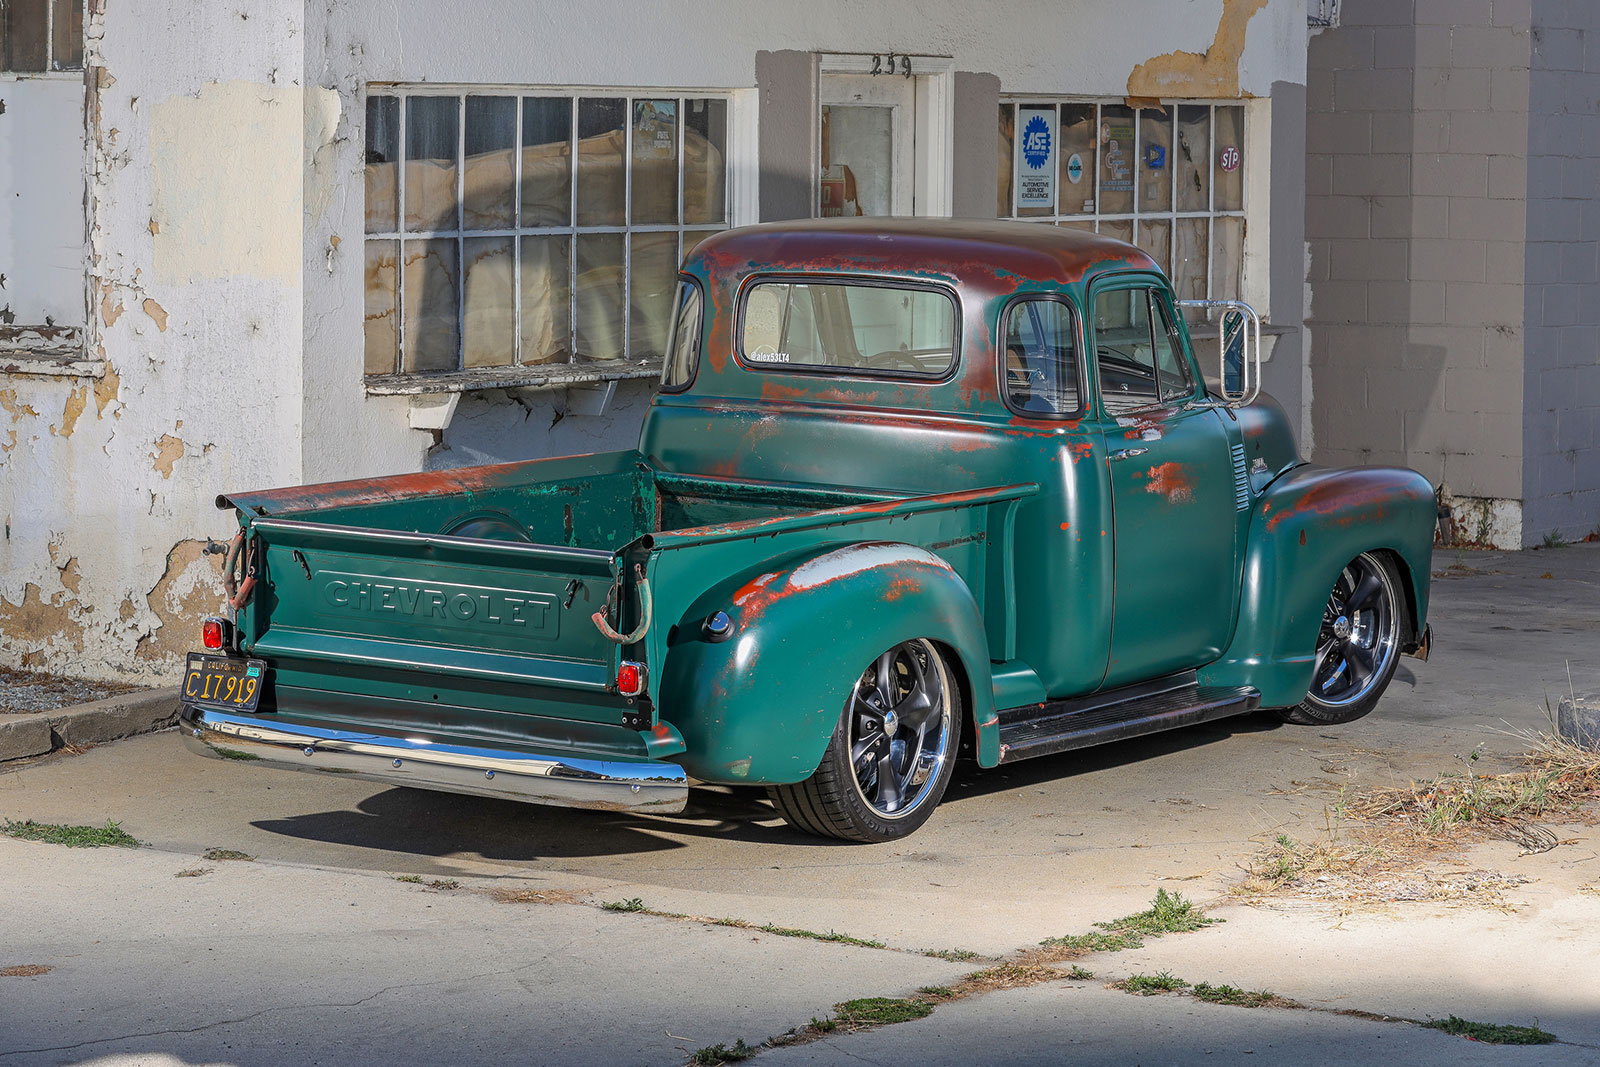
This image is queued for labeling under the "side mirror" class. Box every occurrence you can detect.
[1177,299,1261,407]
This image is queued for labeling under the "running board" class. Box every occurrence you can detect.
[996,672,1261,765]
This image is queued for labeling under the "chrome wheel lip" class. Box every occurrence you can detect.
[1309,552,1399,710]
[846,639,952,820]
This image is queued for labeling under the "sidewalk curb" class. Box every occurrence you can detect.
[0,688,180,762]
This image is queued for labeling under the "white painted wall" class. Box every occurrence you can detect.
[1,0,1307,682]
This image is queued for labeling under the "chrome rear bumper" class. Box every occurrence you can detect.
[179,704,688,814]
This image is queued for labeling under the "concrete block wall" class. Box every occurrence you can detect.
[1522,0,1600,544]
[1308,0,1535,547]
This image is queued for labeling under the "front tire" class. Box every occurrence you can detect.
[769,639,961,843]
[1274,551,1406,726]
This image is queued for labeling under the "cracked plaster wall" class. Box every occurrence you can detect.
[3,0,1307,681]
[0,1,307,682]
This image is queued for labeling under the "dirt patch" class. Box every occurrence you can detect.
[1237,734,1600,908]
[0,965,52,977]
[0,666,136,714]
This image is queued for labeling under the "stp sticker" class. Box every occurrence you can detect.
[1219,145,1241,172]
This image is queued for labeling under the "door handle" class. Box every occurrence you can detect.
[1108,448,1149,462]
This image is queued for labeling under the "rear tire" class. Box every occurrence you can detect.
[769,639,961,843]
[1274,551,1407,726]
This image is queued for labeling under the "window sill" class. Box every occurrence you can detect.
[364,359,662,396]
[0,327,100,378]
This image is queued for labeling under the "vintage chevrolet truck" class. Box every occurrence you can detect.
[180,219,1435,843]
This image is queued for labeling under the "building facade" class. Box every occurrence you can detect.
[3,0,1590,683]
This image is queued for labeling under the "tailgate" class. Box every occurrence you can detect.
[239,518,627,720]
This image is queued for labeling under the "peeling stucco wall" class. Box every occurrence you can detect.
[0,0,306,682]
[2,0,1307,681]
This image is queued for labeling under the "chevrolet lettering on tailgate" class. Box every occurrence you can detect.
[318,573,558,637]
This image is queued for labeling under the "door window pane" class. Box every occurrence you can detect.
[51,0,81,69]
[1004,299,1080,415]
[1151,295,1193,401]
[821,106,892,217]
[463,96,516,230]
[521,97,572,226]
[576,98,626,226]
[1094,288,1159,413]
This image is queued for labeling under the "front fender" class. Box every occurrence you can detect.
[1200,464,1435,707]
[658,541,994,785]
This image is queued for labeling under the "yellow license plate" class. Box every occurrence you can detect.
[183,654,266,712]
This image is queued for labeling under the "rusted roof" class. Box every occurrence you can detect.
[688,217,1159,288]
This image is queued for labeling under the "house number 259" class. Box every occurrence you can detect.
[870,53,913,77]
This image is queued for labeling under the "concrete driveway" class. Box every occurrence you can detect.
[2,543,1598,1065]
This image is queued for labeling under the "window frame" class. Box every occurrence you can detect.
[731,273,962,384]
[362,85,736,385]
[998,97,1247,307]
[1,0,84,75]
[996,292,1087,421]
[1087,275,1201,416]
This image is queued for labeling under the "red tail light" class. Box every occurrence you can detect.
[617,661,645,697]
[201,617,226,651]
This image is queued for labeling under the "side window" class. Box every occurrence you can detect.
[1092,288,1159,413]
[660,280,703,391]
[1151,294,1194,401]
[1003,298,1080,415]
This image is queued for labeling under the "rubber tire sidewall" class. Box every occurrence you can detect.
[1273,552,1409,727]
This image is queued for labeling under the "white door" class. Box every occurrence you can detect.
[820,74,916,217]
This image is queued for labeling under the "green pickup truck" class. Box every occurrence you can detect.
[181,219,1435,843]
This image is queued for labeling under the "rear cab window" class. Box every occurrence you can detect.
[737,279,957,378]
[1003,297,1082,416]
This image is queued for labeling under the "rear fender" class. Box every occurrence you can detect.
[658,541,995,785]
[1199,465,1435,707]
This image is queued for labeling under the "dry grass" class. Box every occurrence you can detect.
[1237,733,1600,907]
[490,887,582,905]
[1,965,52,977]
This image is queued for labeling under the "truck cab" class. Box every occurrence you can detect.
[182,219,1435,843]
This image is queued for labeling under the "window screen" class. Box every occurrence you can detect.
[740,282,955,376]
[1003,299,1080,415]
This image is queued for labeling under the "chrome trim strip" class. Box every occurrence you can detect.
[179,705,687,814]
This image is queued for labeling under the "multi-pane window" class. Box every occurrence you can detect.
[998,101,1245,306]
[0,0,82,72]
[364,89,731,379]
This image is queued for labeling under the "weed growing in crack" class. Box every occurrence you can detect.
[2,820,139,848]
[686,1038,756,1065]
[1116,971,1189,995]
[1421,1016,1555,1045]
[1190,982,1294,1008]
[602,897,646,912]
[1038,889,1216,955]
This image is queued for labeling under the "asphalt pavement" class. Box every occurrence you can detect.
[2,542,1598,1065]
